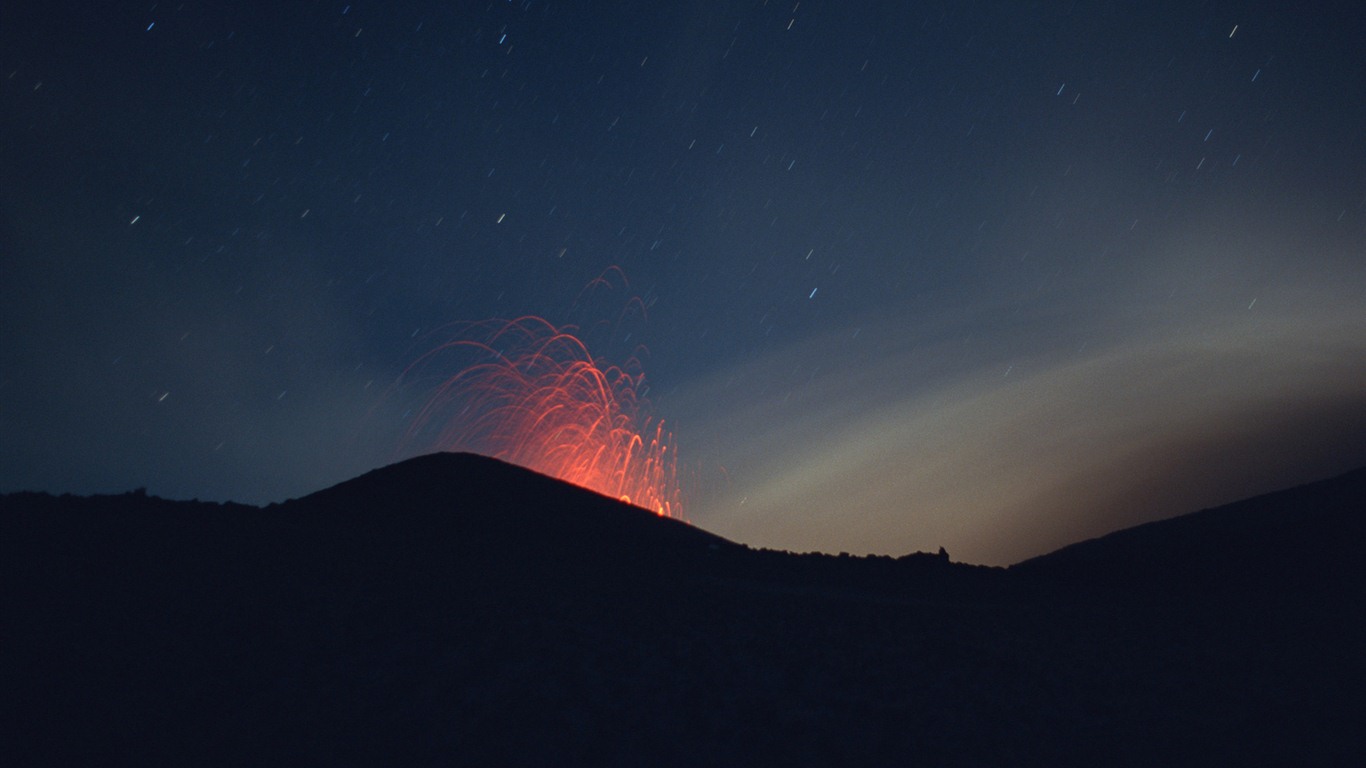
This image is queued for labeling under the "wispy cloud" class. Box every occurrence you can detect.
[671,240,1366,565]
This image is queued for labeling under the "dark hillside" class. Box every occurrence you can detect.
[3,455,1363,766]
[1012,467,1366,597]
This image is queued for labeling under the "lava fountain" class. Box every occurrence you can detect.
[398,315,683,518]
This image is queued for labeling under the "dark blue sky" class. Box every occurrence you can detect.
[4,0,1363,563]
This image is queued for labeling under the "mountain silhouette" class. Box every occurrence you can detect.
[3,454,1362,766]
[1014,467,1366,598]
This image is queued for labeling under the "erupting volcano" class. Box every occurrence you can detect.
[399,314,683,518]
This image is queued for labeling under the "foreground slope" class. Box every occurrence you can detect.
[2,454,1363,766]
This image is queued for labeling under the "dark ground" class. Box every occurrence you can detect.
[3,453,1363,766]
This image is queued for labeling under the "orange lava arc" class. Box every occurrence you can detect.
[402,316,683,518]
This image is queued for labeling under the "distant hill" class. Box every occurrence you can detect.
[3,453,1362,766]
[1013,467,1366,599]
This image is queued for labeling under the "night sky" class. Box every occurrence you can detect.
[4,1,1364,565]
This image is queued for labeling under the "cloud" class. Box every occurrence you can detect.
[670,253,1366,565]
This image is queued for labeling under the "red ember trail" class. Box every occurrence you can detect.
[400,315,682,518]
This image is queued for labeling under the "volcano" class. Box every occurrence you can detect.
[3,454,1363,765]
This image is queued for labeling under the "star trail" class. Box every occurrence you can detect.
[3,1,1363,563]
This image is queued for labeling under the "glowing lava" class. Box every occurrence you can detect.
[400,315,683,518]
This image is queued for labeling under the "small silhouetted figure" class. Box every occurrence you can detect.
[937,546,949,562]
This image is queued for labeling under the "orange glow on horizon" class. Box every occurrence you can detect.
[400,315,683,518]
